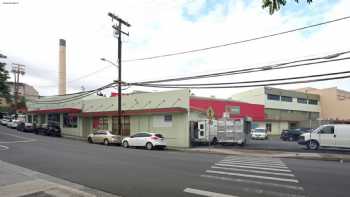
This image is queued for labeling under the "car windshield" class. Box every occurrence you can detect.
[254,129,265,133]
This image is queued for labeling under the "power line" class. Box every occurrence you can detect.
[133,52,350,84]
[34,15,350,86]
[132,74,350,89]
[32,83,116,104]
[123,15,350,62]
[133,70,350,87]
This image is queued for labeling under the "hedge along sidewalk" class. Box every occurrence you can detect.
[0,160,120,197]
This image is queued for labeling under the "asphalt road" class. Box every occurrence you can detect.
[1,126,350,197]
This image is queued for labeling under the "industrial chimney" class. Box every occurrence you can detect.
[58,39,66,95]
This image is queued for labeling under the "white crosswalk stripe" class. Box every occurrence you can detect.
[184,188,239,197]
[217,161,289,169]
[210,166,295,177]
[206,170,299,183]
[185,156,306,197]
[215,163,292,172]
[221,159,286,166]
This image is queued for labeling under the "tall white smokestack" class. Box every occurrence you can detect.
[58,39,66,95]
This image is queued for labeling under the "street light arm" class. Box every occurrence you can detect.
[100,58,119,68]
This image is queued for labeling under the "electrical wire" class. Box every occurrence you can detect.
[133,52,350,84]
[35,16,350,86]
[32,83,116,104]
[124,16,350,62]
[133,70,350,87]
[132,74,350,89]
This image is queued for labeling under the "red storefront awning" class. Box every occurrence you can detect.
[28,108,81,114]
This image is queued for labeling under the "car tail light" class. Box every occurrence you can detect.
[151,136,159,140]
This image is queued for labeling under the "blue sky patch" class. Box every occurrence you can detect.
[182,0,230,21]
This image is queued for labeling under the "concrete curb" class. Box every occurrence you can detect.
[169,147,350,162]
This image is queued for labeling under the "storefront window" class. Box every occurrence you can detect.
[33,115,38,123]
[112,116,130,136]
[28,115,32,123]
[93,117,108,130]
[63,113,78,128]
[40,114,46,124]
[48,113,60,125]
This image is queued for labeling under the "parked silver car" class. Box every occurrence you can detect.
[87,130,122,145]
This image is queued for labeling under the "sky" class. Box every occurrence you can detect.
[0,0,350,98]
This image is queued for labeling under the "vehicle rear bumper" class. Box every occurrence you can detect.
[252,135,266,139]
[153,141,167,147]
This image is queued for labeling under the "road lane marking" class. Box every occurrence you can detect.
[201,175,304,191]
[225,156,280,160]
[220,159,285,166]
[218,161,288,169]
[215,163,291,172]
[0,131,36,143]
[0,145,9,151]
[184,188,239,197]
[211,166,295,177]
[222,157,284,164]
[206,170,299,183]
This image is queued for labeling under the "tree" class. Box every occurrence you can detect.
[262,0,313,15]
[0,61,11,103]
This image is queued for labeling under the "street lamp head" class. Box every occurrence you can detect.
[100,58,106,61]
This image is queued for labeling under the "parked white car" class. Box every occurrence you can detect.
[87,130,122,145]
[1,119,10,126]
[122,132,166,150]
[251,128,268,140]
[7,120,21,129]
[298,124,350,150]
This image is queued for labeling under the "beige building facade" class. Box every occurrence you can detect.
[297,87,350,122]
[231,87,320,134]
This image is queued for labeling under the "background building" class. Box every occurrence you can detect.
[297,87,350,123]
[0,82,39,111]
[6,82,39,101]
[230,87,320,134]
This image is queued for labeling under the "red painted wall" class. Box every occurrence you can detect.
[190,97,264,121]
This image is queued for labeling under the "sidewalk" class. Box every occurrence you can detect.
[171,147,350,161]
[0,160,120,197]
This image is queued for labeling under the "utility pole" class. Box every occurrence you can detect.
[11,64,25,113]
[108,12,130,136]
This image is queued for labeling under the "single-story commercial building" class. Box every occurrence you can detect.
[27,89,264,147]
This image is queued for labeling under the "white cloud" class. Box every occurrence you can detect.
[0,0,349,98]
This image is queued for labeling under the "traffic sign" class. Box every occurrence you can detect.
[207,107,215,120]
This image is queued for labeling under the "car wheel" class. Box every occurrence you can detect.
[307,140,319,150]
[146,142,153,150]
[88,137,93,144]
[123,141,129,148]
[103,139,109,146]
[288,136,294,141]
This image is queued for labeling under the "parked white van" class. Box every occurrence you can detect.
[298,124,350,150]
